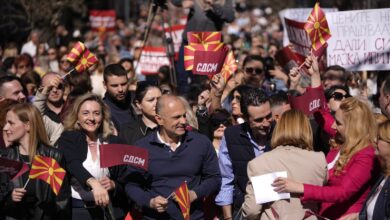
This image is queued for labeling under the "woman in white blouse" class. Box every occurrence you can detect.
[58,93,128,220]
[359,120,390,220]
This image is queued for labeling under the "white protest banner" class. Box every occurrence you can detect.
[139,47,170,75]
[251,171,290,204]
[326,9,390,71]
[280,8,338,46]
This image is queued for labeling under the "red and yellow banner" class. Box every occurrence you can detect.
[184,43,224,71]
[29,155,66,195]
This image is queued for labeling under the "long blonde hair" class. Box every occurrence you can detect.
[271,109,313,150]
[378,120,390,176]
[178,96,199,130]
[63,93,113,139]
[334,97,377,175]
[9,103,50,161]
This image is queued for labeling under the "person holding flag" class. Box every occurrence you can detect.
[58,93,128,220]
[124,94,221,219]
[0,103,70,220]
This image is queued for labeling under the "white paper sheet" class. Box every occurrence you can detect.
[251,171,291,204]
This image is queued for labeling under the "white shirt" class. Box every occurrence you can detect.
[327,151,340,170]
[157,131,181,150]
[367,177,387,220]
[71,139,110,199]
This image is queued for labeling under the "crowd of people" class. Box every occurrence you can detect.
[0,0,390,220]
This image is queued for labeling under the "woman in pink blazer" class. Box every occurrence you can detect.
[273,97,381,220]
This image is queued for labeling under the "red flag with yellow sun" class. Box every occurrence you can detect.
[174,181,190,220]
[66,41,98,74]
[29,155,66,195]
[304,2,331,53]
[75,49,98,73]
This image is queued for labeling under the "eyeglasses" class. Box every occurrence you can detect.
[331,92,349,101]
[245,67,264,75]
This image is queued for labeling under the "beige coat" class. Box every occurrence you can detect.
[242,146,328,220]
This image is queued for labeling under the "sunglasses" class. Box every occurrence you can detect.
[211,119,231,129]
[245,67,264,75]
[331,92,349,101]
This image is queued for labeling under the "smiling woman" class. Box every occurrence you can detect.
[58,93,128,220]
[0,103,70,220]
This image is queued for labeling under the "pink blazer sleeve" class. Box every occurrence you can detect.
[313,108,336,137]
[302,147,377,203]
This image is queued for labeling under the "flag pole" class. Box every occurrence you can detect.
[297,48,314,70]
[166,192,174,200]
[23,178,30,189]
[61,68,75,79]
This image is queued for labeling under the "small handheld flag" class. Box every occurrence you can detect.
[220,50,238,82]
[74,49,98,73]
[66,41,86,63]
[173,181,190,220]
[28,155,66,195]
[304,2,331,53]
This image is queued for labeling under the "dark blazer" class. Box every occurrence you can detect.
[0,143,71,220]
[359,174,390,220]
[57,130,128,219]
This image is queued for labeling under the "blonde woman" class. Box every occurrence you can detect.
[0,103,70,219]
[273,98,381,219]
[359,120,390,219]
[242,109,327,219]
[58,93,127,220]
[179,96,199,131]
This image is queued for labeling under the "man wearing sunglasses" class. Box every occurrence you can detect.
[216,87,273,220]
[242,55,266,89]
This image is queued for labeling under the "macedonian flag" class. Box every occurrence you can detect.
[174,181,190,220]
[75,49,98,73]
[187,32,222,45]
[66,41,86,63]
[29,155,66,195]
[221,50,238,82]
[304,2,331,52]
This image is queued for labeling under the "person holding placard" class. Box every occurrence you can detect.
[0,103,70,220]
[273,97,381,220]
[242,109,327,220]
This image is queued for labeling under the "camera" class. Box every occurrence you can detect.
[263,56,275,79]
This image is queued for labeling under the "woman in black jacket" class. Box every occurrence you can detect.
[119,81,161,145]
[58,93,127,220]
[0,103,70,220]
